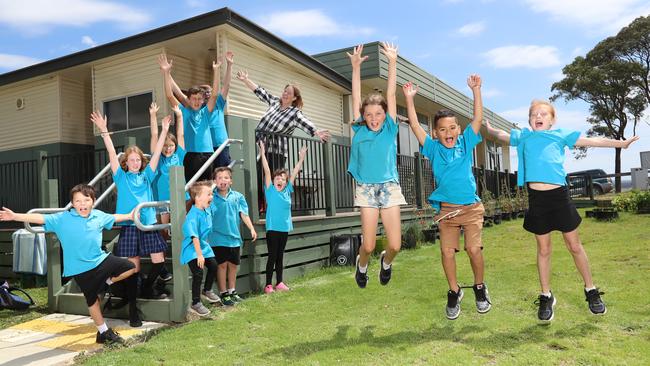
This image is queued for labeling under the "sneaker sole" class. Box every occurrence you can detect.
[477,303,492,314]
[188,307,210,317]
[201,295,222,304]
[590,307,607,315]
[539,296,557,322]
[446,290,464,320]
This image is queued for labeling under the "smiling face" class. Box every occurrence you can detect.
[435,116,461,148]
[163,137,176,157]
[214,170,232,193]
[363,104,386,132]
[281,85,297,107]
[72,191,94,217]
[194,186,214,209]
[125,152,142,173]
[529,104,556,131]
[188,91,205,110]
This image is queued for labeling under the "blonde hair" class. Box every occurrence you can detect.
[119,145,149,172]
[359,94,387,121]
[189,180,212,204]
[529,99,557,120]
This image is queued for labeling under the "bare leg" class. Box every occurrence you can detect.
[466,246,484,285]
[561,229,594,288]
[441,247,460,292]
[379,206,401,264]
[88,298,104,326]
[359,207,380,267]
[535,233,552,293]
[217,262,228,293]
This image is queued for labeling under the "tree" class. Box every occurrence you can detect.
[614,16,650,110]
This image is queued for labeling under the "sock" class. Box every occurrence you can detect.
[228,288,236,294]
[358,264,368,273]
[97,323,108,333]
[475,283,484,289]
[541,291,552,298]
[382,260,391,270]
[220,292,228,297]
[585,286,596,292]
[142,262,164,292]
[105,278,113,285]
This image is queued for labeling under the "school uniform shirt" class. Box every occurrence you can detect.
[152,146,189,201]
[421,127,482,212]
[44,209,114,277]
[208,189,249,247]
[209,94,228,148]
[347,115,399,184]
[180,206,215,265]
[114,166,157,226]
[510,128,581,187]
[180,104,213,153]
[253,86,317,157]
[265,182,293,232]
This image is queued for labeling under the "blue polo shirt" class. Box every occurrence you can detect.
[44,209,114,277]
[152,147,190,201]
[180,104,213,153]
[208,189,249,247]
[180,206,215,265]
[347,115,399,184]
[114,166,157,226]
[265,182,293,232]
[511,128,580,187]
[421,127,482,212]
[209,94,228,148]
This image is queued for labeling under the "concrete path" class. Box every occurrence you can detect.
[0,313,166,365]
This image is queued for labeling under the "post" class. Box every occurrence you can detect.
[414,152,424,208]
[241,119,259,223]
[43,179,61,311]
[33,150,48,208]
[169,166,189,322]
[322,141,337,216]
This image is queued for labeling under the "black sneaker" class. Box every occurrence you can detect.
[536,293,556,321]
[129,305,143,327]
[446,288,464,320]
[230,291,244,303]
[472,283,492,314]
[354,255,368,289]
[221,292,236,306]
[585,288,607,315]
[158,267,172,282]
[96,328,124,344]
[378,250,392,286]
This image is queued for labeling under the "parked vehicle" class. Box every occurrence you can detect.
[568,169,613,195]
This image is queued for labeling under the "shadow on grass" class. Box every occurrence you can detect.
[268,322,600,361]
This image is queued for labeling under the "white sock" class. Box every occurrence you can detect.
[358,263,368,273]
[97,323,108,333]
[228,288,236,294]
[585,286,596,292]
[105,278,113,285]
[382,260,391,270]
[541,292,552,298]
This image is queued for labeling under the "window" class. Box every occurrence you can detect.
[486,140,503,171]
[103,92,152,131]
[396,105,429,156]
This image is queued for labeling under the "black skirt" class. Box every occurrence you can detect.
[523,186,582,235]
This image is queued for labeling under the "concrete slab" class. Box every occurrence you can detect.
[0,313,167,365]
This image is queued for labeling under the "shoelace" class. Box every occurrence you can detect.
[533,295,552,308]
[586,289,605,302]
[474,287,491,303]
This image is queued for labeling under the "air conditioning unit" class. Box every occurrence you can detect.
[16,97,25,110]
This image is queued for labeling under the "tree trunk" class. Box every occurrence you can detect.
[614,147,622,192]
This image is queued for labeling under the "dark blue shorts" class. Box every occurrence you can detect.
[213,145,232,169]
[115,226,167,257]
[213,245,241,265]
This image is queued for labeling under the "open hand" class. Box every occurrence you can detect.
[236,70,248,81]
[149,102,159,115]
[158,53,173,72]
[225,51,234,64]
[467,74,482,90]
[0,207,16,221]
[380,41,398,62]
[161,115,172,130]
[346,44,368,68]
[622,135,640,149]
[315,129,330,142]
[90,111,108,132]
[402,82,418,99]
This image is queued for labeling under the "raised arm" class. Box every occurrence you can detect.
[236,70,258,92]
[346,44,368,122]
[258,142,272,189]
[149,102,160,153]
[221,51,234,99]
[0,207,45,225]
[172,104,185,149]
[574,135,640,148]
[485,119,510,144]
[149,115,171,172]
[467,74,483,134]
[207,59,221,113]
[158,54,182,108]
[91,111,119,174]
[170,76,190,108]
[289,146,308,186]
[402,82,427,146]
[381,42,398,120]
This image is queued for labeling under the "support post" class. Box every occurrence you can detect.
[414,152,424,209]
[323,141,337,216]
[169,166,189,322]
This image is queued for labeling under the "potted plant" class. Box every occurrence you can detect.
[402,221,422,250]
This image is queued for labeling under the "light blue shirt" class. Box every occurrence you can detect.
[153,146,187,201]
[209,94,228,148]
[44,209,114,277]
[265,182,293,232]
[510,128,580,187]
[421,127,482,212]
[347,115,399,184]
[180,104,213,153]
[208,189,249,247]
[114,166,157,226]
[180,206,215,265]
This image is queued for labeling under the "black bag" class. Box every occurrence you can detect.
[0,281,35,310]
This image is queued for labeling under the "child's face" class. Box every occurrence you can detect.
[273,173,288,192]
[363,104,386,132]
[188,92,205,110]
[72,192,94,217]
[435,117,461,148]
[214,171,232,192]
[163,139,176,157]
[194,186,214,209]
[529,105,555,131]
[126,152,142,172]
[281,86,297,107]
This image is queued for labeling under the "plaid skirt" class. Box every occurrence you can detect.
[115,225,167,257]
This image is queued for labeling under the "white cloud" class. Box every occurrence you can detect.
[482,45,561,68]
[550,71,565,82]
[482,88,503,98]
[0,0,149,31]
[81,36,97,48]
[258,9,373,37]
[458,21,486,36]
[0,53,42,70]
[525,0,650,34]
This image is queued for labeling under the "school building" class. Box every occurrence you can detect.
[0,8,517,321]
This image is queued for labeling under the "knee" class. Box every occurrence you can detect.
[466,246,482,257]
[537,246,552,258]
[566,241,584,255]
[441,247,456,259]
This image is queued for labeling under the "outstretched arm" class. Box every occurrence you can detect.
[91,111,119,174]
[467,74,483,134]
[236,70,258,92]
[258,142,272,189]
[575,135,639,148]
[158,54,182,108]
[221,51,234,98]
[402,82,427,146]
[381,42,398,121]
[0,207,45,225]
[172,104,185,149]
[207,59,221,113]
[346,45,368,122]
[149,102,160,153]
[289,146,308,186]
[149,115,171,172]
[485,119,510,144]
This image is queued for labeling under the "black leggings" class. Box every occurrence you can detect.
[188,257,218,304]
[266,230,288,286]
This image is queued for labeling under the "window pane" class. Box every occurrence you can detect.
[104,99,127,132]
[127,93,152,129]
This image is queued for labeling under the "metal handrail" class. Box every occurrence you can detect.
[133,201,171,231]
[184,138,243,190]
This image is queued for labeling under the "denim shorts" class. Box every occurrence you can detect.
[354,182,407,209]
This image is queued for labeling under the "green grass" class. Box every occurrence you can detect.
[76,210,649,364]
[0,286,49,329]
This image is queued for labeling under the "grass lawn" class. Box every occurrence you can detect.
[76,210,649,364]
[0,286,49,329]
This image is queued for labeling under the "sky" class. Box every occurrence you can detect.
[1,0,649,174]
